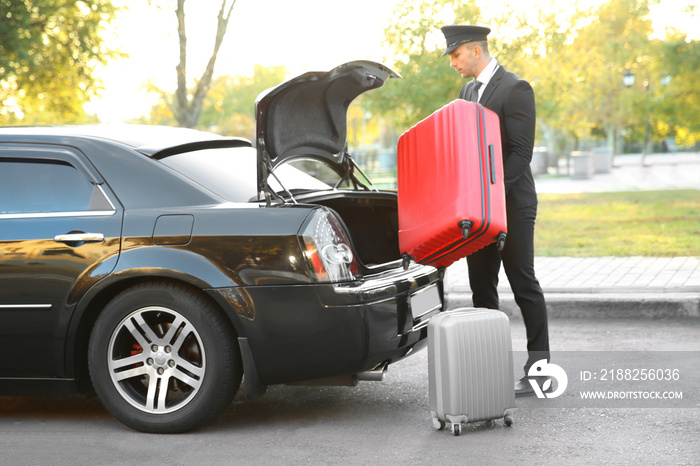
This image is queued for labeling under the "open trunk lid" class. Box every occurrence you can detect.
[254,60,399,200]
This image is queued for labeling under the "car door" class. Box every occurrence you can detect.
[0,144,123,377]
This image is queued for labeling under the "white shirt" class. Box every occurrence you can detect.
[475,58,499,102]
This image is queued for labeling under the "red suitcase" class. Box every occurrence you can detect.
[397,99,507,268]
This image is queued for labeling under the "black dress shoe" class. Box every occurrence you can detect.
[515,376,551,398]
[515,376,535,397]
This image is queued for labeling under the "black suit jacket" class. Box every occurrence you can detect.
[459,66,537,211]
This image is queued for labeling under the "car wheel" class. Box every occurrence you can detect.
[88,282,242,433]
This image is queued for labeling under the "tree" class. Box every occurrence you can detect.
[171,0,238,128]
[370,0,699,156]
[142,65,288,139]
[198,65,287,138]
[365,0,541,135]
[649,33,700,147]
[568,0,654,154]
[0,0,120,124]
[516,8,585,158]
[366,0,482,132]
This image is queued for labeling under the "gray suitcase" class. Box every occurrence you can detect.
[428,308,515,436]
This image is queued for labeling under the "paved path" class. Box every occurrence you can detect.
[443,151,700,318]
[534,151,700,193]
[446,256,700,295]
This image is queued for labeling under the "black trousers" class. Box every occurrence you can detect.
[466,204,550,374]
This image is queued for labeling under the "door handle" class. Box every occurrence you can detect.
[54,233,105,244]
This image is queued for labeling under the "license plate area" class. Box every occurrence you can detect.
[410,285,442,329]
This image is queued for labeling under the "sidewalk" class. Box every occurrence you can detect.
[534,151,700,193]
[443,151,700,319]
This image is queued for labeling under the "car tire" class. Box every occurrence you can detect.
[88,281,242,433]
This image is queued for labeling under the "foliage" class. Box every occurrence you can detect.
[568,0,654,153]
[198,65,287,139]
[136,0,700,151]
[0,0,120,124]
[141,65,288,139]
[366,0,480,132]
[652,33,700,146]
[137,88,177,127]
[535,190,700,256]
[518,10,581,157]
[363,0,700,154]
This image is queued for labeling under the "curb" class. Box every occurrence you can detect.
[445,291,700,319]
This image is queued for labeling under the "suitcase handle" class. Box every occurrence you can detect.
[488,144,497,184]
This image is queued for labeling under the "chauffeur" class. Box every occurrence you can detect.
[440,24,550,397]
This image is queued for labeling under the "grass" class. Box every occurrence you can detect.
[534,190,700,257]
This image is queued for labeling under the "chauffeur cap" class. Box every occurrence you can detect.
[440,25,491,56]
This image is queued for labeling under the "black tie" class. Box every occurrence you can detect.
[470,81,482,102]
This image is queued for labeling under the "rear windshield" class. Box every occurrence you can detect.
[159,146,331,202]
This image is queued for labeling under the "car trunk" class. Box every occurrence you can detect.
[296,191,401,268]
[255,61,405,270]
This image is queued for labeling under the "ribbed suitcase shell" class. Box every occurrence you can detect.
[397,100,507,268]
[428,308,515,434]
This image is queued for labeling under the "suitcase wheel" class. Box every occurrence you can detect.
[432,417,446,430]
[452,423,461,436]
[496,232,506,251]
[458,220,474,240]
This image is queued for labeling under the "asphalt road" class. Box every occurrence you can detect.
[1,317,698,465]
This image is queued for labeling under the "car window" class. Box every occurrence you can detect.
[285,159,343,187]
[160,146,331,202]
[0,159,110,215]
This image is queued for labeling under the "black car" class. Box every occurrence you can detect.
[0,61,443,432]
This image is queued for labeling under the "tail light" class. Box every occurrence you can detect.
[300,207,361,283]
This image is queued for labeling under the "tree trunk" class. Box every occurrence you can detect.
[173,0,237,129]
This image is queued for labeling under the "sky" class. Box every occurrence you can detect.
[85,0,698,123]
[87,0,399,122]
